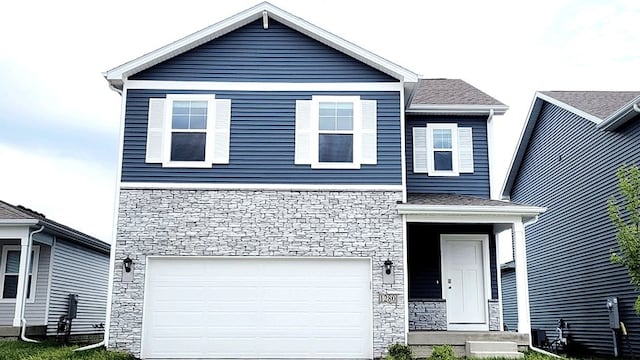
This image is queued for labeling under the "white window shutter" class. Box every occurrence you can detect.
[413,127,428,173]
[212,99,231,164]
[295,100,313,165]
[360,100,377,165]
[458,127,474,173]
[146,98,165,163]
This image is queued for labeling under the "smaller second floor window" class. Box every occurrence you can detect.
[318,102,354,163]
[432,128,454,171]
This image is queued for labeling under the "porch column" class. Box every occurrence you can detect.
[13,235,31,327]
[513,220,531,335]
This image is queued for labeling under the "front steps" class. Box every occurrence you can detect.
[409,331,529,358]
[466,341,524,359]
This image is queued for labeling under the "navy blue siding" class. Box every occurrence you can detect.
[131,19,395,83]
[510,102,640,356]
[408,224,498,300]
[501,267,517,331]
[406,116,490,197]
[121,89,401,184]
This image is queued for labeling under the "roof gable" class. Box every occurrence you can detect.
[501,91,640,199]
[105,2,418,88]
[129,18,396,83]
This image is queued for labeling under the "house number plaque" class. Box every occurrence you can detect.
[379,293,398,304]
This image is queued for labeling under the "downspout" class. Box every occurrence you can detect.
[75,80,122,352]
[20,225,44,343]
[519,216,561,358]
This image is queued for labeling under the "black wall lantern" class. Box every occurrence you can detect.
[123,256,133,273]
[384,259,393,275]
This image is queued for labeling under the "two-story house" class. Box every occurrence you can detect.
[103,3,543,359]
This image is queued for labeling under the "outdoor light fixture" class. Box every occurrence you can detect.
[384,259,393,275]
[123,256,133,273]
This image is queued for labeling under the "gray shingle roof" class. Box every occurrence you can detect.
[406,193,526,207]
[0,200,109,253]
[540,91,640,121]
[410,79,506,106]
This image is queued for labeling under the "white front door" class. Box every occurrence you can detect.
[441,234,489,330]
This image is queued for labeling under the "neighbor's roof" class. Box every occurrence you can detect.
[0,200,110,253]
[540,91,640,122]
[104,1,419,89]
[501,91,640,199]
[407,79,508,115]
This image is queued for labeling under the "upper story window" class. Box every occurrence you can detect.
[0,246,39,302]
[413,123,474,176]
[318,101,354,163]
[295,96,377,169]
[170,100,208,162]
[145,94,231,168]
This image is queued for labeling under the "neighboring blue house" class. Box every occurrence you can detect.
[502,91,640,356]
[0,200,110,340]
[103,3,543,359]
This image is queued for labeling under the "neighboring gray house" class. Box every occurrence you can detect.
[0,200,110,339]
[502,91,640,356]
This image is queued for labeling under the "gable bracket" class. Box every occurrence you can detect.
[263,10,269,29]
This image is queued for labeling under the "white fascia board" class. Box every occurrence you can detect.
[0,219,38,226]
[120,182,403,192]
[397,203,546,220]
[500,93,546,199]
[406,104,508,116]
[105,2,419,87]
[125,80,403,92]
[597,97,640,131]
[536,92,603,125]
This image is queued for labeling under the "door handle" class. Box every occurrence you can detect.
[448,278,452,289]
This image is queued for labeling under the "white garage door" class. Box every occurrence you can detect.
[142,257,372,359]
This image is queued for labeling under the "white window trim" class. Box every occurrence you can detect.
[427,123,459,176]
[310,95,362,169]
[0,245,40,303]
[162,94,217,168]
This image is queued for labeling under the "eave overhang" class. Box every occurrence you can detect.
[397,203,546,224]
[406,104,508,116]
[104,2,419,90]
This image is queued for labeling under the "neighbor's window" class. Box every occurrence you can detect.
[318,102,354,163]
[170,100,208,162]
[1,246,39,300]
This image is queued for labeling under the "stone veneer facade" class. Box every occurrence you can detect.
[109,189,404,358]
[408,300,447,331]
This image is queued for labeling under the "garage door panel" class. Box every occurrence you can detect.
[143,258,372,359]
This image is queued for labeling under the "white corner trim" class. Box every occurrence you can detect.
[406,104,508,116]
[399,82,407,204]
[105,3,418,85]
[43,237,56,327]
[124,80,403,92]
[120,182,403,192]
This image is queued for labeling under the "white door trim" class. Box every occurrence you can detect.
[440,234,491,331]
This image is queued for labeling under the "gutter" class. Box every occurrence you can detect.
[20,226,44,343]
[597,99,640,131]
[405,104,508,116]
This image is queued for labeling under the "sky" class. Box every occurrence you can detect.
[0,0,638,244]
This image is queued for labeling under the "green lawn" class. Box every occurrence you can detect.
[0,341,134,360]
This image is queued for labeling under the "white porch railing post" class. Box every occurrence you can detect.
[13,235,30,327]
[513,220,531,335]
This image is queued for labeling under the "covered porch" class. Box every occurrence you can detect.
[398,194,545,357]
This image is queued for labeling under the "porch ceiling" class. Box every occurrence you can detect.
[398,193,546,224]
